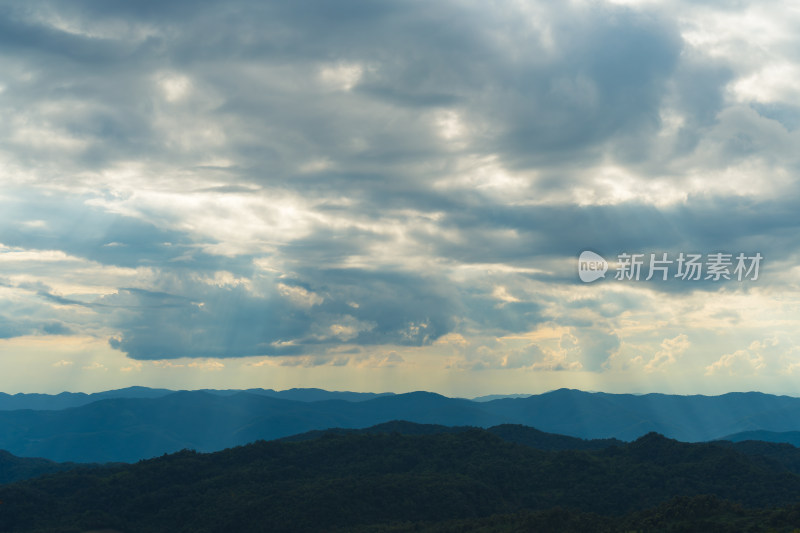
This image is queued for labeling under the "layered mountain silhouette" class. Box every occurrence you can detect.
[0,450,84,484]
[4,423,800,532]
[721,430,800,447]
[279,420,625,450]
[0,386,391,411]
[1,387,800,462]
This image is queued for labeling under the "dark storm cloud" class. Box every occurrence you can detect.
[1,0,795,365]
[420,195,799,271]
[483,11,682,168]
[301,268,459,345]
[102,268,459,359]
[0,0,686,185]
[13,186,783,359]
[104,285,306,359]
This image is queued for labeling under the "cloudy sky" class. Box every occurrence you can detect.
[1,0,800,395]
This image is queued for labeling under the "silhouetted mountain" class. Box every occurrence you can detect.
[722,430,800,447]
[280,421,624,451]
[472,393,531,402]
[240,387,395,402]
[277,420,471,441]
[2,387,800,462]
[2,428,800,532]
[478,388,800,441]
[0,451,85,484]
[0,386,174,411]
[0,386,392,411]
[711,439,800,476]
[0,391,510,462]
[488,424,625,450]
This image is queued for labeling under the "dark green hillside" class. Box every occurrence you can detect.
[282,421,625,451]
[0,451,84,484]
[2,428,800,532]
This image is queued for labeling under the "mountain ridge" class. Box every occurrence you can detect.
[3,424,800,532]
[0,386,394,411]
[1,387,800,462]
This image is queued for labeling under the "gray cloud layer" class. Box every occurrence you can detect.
[1,0,797,368]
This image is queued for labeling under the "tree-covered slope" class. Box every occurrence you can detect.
[2,429,800,532]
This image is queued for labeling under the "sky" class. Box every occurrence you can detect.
[1,0,800,395]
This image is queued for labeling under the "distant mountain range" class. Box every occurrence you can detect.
[471,393,532,402]
[0,386,392,410]
[1,387,800,462]
[722,430,800,447]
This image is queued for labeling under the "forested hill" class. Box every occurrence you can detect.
[0,451,85,484]
[3,426,800,532]
[279,420,625,450]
